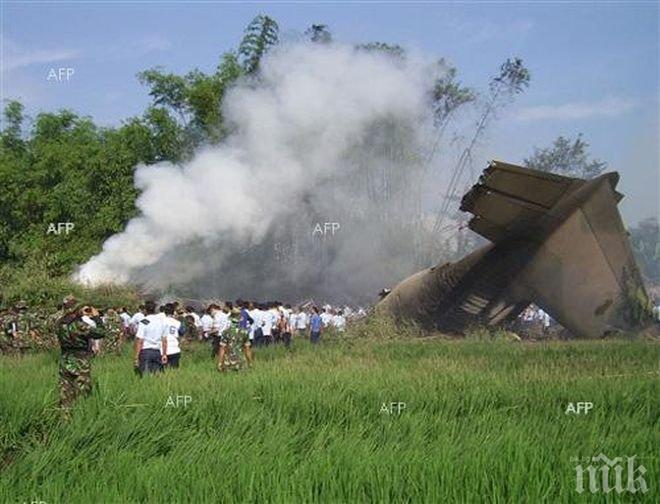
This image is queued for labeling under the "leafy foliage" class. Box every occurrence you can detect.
[490,57,530,96]
[305,24,333,44]
[431,60,475,127]
[524,134,606,179]
[238,14,279,73]
[137,52,244,147]
[629,217,660,284]
[356,42,406,61]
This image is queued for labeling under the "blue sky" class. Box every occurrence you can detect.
[2,1,658,224]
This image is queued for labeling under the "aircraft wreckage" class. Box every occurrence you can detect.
[377,161,651,338]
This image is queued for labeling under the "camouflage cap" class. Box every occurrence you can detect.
[81,305,99,317]
[62,295,78,309]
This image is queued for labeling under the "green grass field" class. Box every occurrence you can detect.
[0,331,657,503]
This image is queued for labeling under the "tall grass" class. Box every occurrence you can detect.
[1,335,657,502]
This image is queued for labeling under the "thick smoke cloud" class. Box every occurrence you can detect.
[75,43,444,303]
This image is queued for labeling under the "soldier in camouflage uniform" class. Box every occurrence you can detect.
[55,297,106,417]
[42,307,61,349]
[26,308,47,349]
[2,302,32,352]
[182,314,197,341]
[103,308,124,355]
[0,308,13,353]
[217,309,253,372]
[24,306,50,350]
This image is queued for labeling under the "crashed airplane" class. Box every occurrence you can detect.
[377,161,651,338]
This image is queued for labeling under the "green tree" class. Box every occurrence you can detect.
[137,68,190,123]
[138,52,244,148]
[1,100,25,152]
[238,14,279,73]
[356,42,406,61]
[431,57,531,239]
[305,24,333,44]
[629,217,660,284]
[524,134,606,179]
[431,62,475,128]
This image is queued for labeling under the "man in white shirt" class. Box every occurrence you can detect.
[186,306,202,329]
[248,302,263,346]
[652,296,660,323]
[210,304,230,358]
[117,307,132,342]
[320,308,333,328]
[261,304,275,346]
[162,304,183,368]
[272,304,286,344]
[133,301,167,375]
[332,310,347,332]
[129,306,145,338]
[278,304,293,348]
[288,307,299,338]
[296,309,308,335]
[119,308,131,329]
[200,308,214,341]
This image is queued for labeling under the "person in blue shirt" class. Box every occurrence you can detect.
[237,300,253,330]
[308,306,323,344]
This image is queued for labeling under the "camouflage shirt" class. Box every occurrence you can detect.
[57,313,107,353]
[104,313,122,335]
[3,311,33,337]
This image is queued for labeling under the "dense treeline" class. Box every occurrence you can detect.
[0,16,274,306]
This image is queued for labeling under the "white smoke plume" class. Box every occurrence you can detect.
[75,43,445,302]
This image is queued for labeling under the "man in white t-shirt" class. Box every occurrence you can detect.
[287,307,299,344]
[129,306,145,338]
[200,308,214,341]
[332,310,346,332]
[296,309,308,335]
[288,307,298,328]
[186,306,202,329]
[320,308,333,328]
[261,305,276,345]
[119,308,131,329]
[248,302,263,346]
[652,296,659,323]
[162,304,184,368]
[133,301,167,375]
[210,304,230,358]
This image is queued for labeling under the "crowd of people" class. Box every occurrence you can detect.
[518,304,553,334]
[120,299,364,375]
[3,292,659,418]
[0,298,367,354]
[1,295,366,417]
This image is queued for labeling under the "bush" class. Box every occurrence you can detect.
[0,261,140,310]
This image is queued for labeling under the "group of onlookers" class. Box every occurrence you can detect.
[115,300,366,375]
